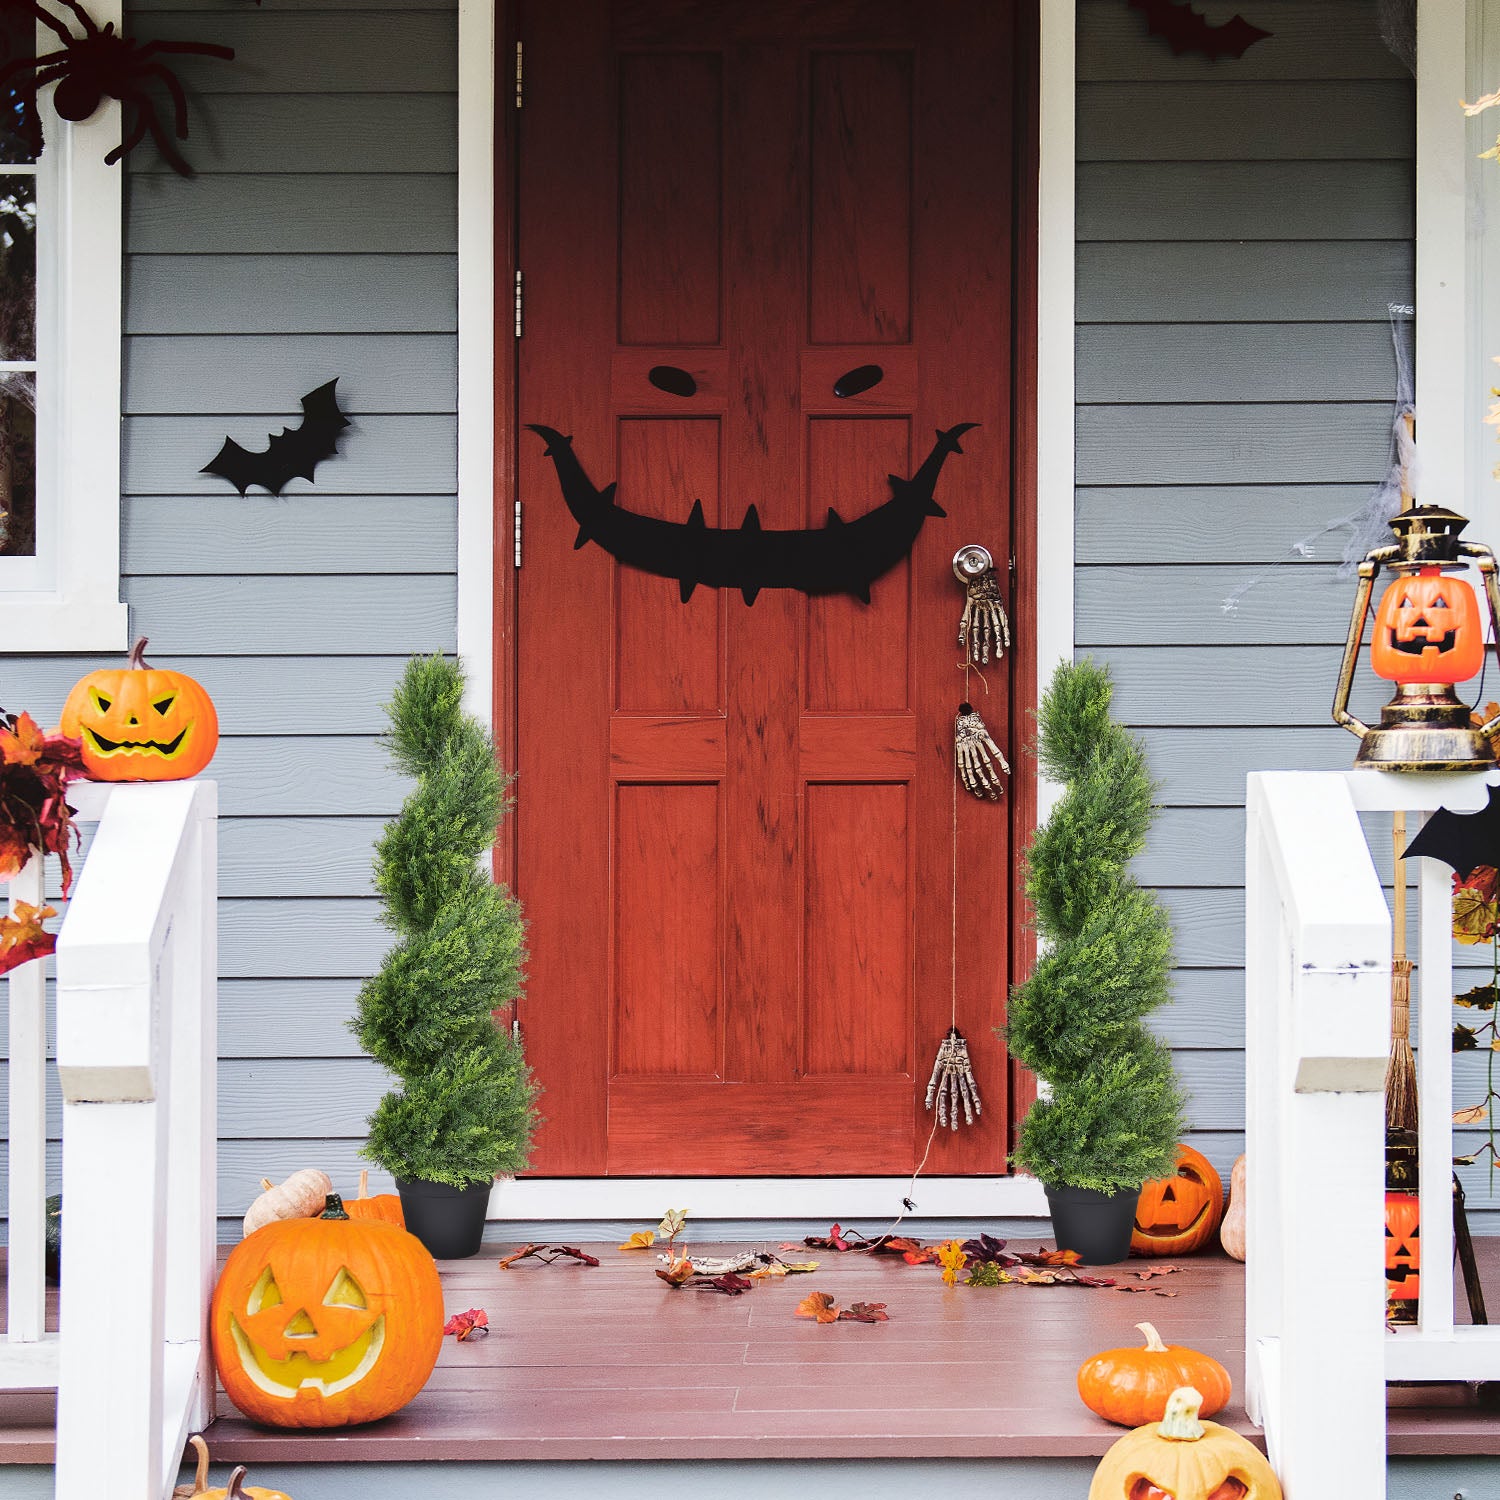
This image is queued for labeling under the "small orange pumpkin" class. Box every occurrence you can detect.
[1132,1144,1224,1256]
[1369,568,1485,684]
[346,1169,405,1227]
[59,637,218,781]
[210,1193,442,1429]
[1385,1190,1420,1318]
[1088,1386,1281,1500]
[1077,1322,1232,1428]
[174,1435,293,1499]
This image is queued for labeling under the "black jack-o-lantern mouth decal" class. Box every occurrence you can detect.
[528,421,976,605]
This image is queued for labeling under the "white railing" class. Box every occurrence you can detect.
[2,780,217,1499]
[1246,768,1500,1498]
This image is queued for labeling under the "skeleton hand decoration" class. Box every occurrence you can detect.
[925,1026,982,1129]
[954,702,1009,800]
[959,568,1011,666]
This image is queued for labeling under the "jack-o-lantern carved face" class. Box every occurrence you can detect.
[59,637,219,781]
[1132,1145,1224,1257]
[1385,1191,1420,1305]
[1370,570,1485,684]
[211,1199,443,1428]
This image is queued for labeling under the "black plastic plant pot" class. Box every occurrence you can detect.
[1043,1182,1139,1265]
[395,1177,492,1259]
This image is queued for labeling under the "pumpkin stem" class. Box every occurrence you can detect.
[1158,1386,1206,1441]
[1136,1321,1168,1353]
[359,1168,370,1201]
[187,1433,209,1495]
[321,1192,351,1220]
[225,1467,250,1500]
[259,1178,275,1192]
[127,637,150,671]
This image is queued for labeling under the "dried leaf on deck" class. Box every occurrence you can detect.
[902,1247,940,1265]
[1133,1265,1182,1280]
[657,1209,688,1241]
[618,1230,656,1251]
[693,1272,753,1295]
[1030,1247,1081,1267]
[804,1223,854,1251]
[838,1302,889,1323]
[500,1243,599,1270]
[961,1232,1011,1264]
[655,1258,695,1288]
[442,1307,489,1340]
[795,1291,841,1323]
[936,1239,968,1287]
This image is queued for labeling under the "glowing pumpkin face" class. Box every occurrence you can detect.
[1385,1190,1420,1314]
[210,1197,442,1428]
[1370,570,1485,684]
[59,637,218,781]
[1132,1145,1224,1257]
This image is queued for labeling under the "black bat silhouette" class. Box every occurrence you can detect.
[528,421,976,605]
[201,380,351,496]
[1403,784,1500,882]
[1126,0,1270,59]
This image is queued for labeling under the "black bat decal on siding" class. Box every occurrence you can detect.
[201,380,351,496]
[1126,0,1270,60]
[527,421,976,605]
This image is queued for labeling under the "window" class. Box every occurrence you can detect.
[0,4,126,651]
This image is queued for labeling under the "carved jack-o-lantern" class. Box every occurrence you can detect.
[210,1195,442,1428]
[1131,1144,1224,1257]
[1385,1190,1420,1314]
[59,637,218,781]
[1370,569,1485,684]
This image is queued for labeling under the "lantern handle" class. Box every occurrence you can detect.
[1332,560,1379,740]
[1461,545,1500,737]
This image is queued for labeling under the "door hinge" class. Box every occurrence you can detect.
[512,1017,523,1044]
[514,268,524,339]
[513,499,523,569]
[514,41,524,109]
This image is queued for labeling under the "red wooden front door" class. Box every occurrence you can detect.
[513,0,1022,1176]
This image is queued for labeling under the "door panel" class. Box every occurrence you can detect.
[515,0,1019,1176]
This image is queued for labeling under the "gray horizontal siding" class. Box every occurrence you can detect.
[0,1,461,1239]
[1076,0,1425,1215]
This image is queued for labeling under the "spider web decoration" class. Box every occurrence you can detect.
[1125,0,1271,60]
[0,1,235,177]
[0,6,43,161]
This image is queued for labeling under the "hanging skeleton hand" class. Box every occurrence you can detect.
[925,1026,982,1129]
[954,702,1009,800]
[959,568,1011,666]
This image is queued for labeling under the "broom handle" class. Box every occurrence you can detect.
[1393,814,1407,962]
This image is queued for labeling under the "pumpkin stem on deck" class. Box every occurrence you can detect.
[1157,1387,1206,1441]
[1135,1322,1168,1353]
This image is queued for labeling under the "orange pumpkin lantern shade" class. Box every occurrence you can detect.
[1132,1144,1224,1257]
[1370,568,1485,685]
[59,637,219,781]
[1385,1190,1420,1316]
[210,1194,442,1429]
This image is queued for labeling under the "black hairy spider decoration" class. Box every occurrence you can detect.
[0,0,234,176]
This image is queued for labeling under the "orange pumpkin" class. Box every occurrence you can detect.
[1385,1190,1420,1318]
[346,1169,405,1228]
[1132,1144,1224,1256]
[59,637,218,781]
[210,1194,442,1428]
[1369,568,1485,684]
[1077,1322,1232,1428]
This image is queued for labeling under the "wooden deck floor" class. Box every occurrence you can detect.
[5,1237,1500,1462]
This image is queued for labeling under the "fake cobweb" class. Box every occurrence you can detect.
[1220,305,1415,617]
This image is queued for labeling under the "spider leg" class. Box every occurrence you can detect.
[0,50,73,91]
[45,0,98,38]
[136,40,236,61]
[104,100,149,167]
[25,5,77,47]
[131,89,194,176]
[139,62,190,139]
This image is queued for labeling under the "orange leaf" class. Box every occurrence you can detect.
[935,1238,968,1287]
[497,1243,538,1270]
[0,825,32,882]
[0,902,58,978]
[795,1291,840,1323]
[654,1257,695,1287]
[1036,1247,1081,1266]
[0,712,45,767]
[617,1230,656,1251]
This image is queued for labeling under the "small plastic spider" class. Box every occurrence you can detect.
[0,0,234,176]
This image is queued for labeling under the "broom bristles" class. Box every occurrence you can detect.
[1387,957,1418,1133]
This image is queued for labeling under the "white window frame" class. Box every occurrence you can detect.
[0,3,127,652]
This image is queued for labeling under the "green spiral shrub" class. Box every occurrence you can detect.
[352,655,540,1188]
[1005,659,1185,1194]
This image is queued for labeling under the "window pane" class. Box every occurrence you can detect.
[0,374,36,557]
[0,177,35,361]
[0,11,40,165]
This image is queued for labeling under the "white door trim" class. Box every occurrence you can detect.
[454,0,1074,1217]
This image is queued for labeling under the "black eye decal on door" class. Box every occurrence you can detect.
[833,364,884,398]
[648,365,698,398]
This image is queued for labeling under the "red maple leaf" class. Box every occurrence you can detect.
[443,1307,489,1340]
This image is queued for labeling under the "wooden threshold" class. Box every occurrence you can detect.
[5,1241,1500,1462]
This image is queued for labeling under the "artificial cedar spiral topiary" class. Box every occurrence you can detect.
[351,656,539,1189]
[1005,659,1185,1195]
